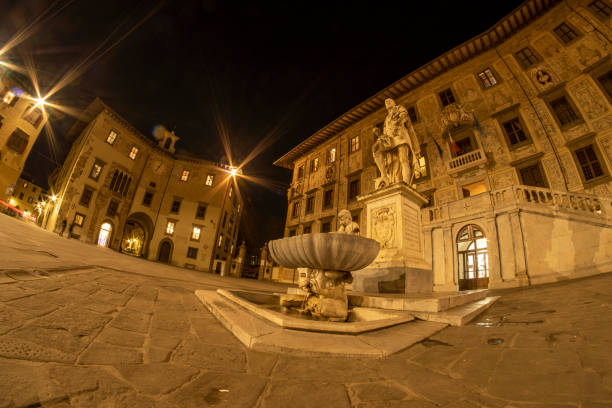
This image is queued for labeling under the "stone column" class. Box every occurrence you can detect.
[509,209,530,286]
[484,216,503,287]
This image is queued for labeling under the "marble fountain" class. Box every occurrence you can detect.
[196,209,499,358]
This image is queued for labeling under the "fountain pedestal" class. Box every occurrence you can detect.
[355,183,433,294]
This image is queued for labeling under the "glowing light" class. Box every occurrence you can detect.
[33,96,47,107]
[51,194,57,202]
[230,168,238,177]
[9,198,16,206]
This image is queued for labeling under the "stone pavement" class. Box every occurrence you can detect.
[0,215,611,407]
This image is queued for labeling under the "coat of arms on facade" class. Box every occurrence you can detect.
[439,103,473,135]
[371,206,396,249]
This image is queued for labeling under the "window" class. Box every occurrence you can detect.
[74,213,85,227]
[573,144,606,182]
[18,192,24,199]
[414,153,429,181]
[106,130,117,145]
[518,163,549,188]
[32,187,36,193]
[195,204,206,219]
[166,221,175,235]
[288,229,296,237]
[89,159,105,181]
[142,191,153,206]
[502,117,529,147]
[170,199,181,214]
[303,225,312,234]
[79,186,94,207]
[407,106,418,123]
[553,23,579,44]
[23,182,27,188]
[217,234,223,247]
[180,170,190,181]
[297,165,304,179]
[109,170,132,196]
[348,177,360,202]
[22,106,43,127]
[323,188,334,209]
[439,88,456,107]
[27,196,33,204]
[229,187,233,198]
[549,95,581,127]
[477,68,498,88]
[149,181,156,188]
[349,136,360,153]
[588,0,612,20]
[187,247,198,259]
[2,91,15,105]
[326,147,336,164]
[321,221,331,233]
[352,213,360,225]
[310,157,319,172]
[128,146,139,160]
[305,195,314,214]
[205,174,214,186]
[224,237,229,253]
[6,129,29,154]
[106,200,119,217]
[291,200,301,218]
[450,130,477,157]
[191,225,201,241]
[596,70,612,100]
[222,211,228,228]
[514,47,540,69]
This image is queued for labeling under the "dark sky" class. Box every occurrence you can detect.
[6,0,524,252]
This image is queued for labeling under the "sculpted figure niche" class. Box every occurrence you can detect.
[372,98,422,190]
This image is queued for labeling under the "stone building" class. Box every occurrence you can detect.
[46,98,242,275]
[9,175,49,222]
[274,0,612,290]
[0,74,48,205]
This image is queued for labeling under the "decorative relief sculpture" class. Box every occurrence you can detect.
[371,206,395,249]
[336,209,359,235]
[372,98,422,189]
[439,103,473,134]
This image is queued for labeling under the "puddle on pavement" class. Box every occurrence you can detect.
[487,338,504,345]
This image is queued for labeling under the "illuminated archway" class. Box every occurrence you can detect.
[456,224,489,290]
[97,222,113,247]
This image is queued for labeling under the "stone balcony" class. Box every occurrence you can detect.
[446,148,487,176]
[423,185,612,225]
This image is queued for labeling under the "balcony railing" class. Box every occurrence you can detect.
[447,148,487,176]
[424,185,611,224]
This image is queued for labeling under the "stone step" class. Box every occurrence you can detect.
[411,296,500,326]
[347,289,487,312]
[195,289,447,358]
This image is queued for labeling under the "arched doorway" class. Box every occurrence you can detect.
[121,213,154,258]
[457,224,489,290]
[158,239,173,263]
[97,222,113,247]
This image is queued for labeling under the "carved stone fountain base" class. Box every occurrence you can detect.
[279,269,352,322]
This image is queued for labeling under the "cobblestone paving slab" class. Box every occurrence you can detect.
[0,215,612,407]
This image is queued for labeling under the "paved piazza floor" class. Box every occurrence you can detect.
[0,215,611,407]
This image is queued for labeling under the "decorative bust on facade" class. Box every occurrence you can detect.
[336,209,359,235]
[372,98,421,189]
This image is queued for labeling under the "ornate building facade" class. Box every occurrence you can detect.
[46,99,242,275]
[274,0,612,290]
[0,74,48,205]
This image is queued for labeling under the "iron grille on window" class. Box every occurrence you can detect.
[515,47,539,68]
[575,145,605,181]
[550,96,579,126]
[502,118,528,145]
[553,23,579,44]
[588,0,612,19]
[439,88,456,107]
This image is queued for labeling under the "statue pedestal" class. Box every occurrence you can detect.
[353,183,432,294]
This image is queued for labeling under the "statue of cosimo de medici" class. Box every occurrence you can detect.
[372,98,422,190]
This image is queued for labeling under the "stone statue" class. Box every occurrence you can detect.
[336,209,359,235]
[372,98,421,189]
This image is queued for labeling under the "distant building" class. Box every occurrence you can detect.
[0,73,48,206]
[46,99,243,275]
[9,175,48,222]
[273,0,612,290]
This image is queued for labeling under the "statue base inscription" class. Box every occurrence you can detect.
[353,183,433,294]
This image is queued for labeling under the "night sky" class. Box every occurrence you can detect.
[5,0,524,253]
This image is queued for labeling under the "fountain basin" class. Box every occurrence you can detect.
[218,289,414,334]
[268,233,380,271]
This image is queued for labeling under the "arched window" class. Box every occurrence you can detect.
[97,222,112,247]
[456,224,489,290]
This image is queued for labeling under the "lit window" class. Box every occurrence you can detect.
[74,213,85,226]
[23,182,27,188]
[414,155,428,180]
[310,157,319,172]
[106,130,117,145]
[477,68,498,88]
[166,221,175,235]
[218,235,223,247]
[180,170,190,181]
[349,136,360,153]
[129,146,139,160]
[205,174,214,186]
[3,91,15,104]
[192,225,201,240]
[327,147,336,164]
[89,161,104,180]
[229,187,233,198]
